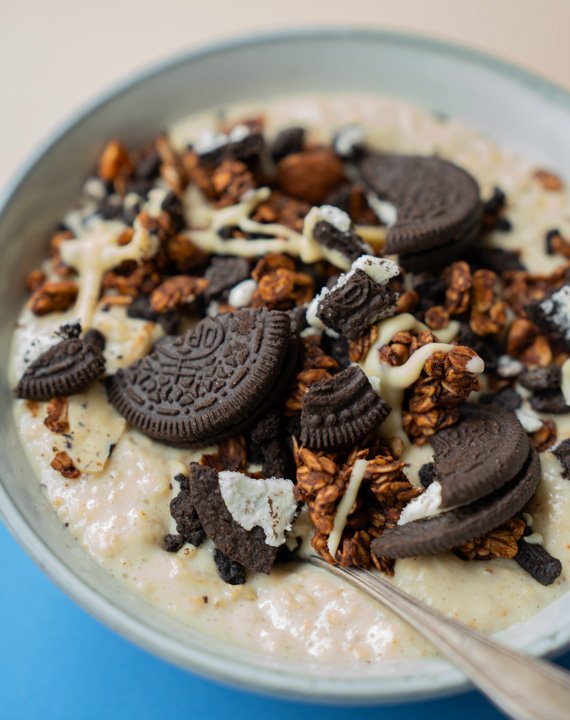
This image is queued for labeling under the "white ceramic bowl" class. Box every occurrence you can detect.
[1,29,570,704]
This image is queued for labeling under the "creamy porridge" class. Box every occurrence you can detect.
[10,94,570,663]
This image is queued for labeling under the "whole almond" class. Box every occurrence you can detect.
[277,148,345,203]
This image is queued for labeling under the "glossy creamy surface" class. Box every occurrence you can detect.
[10,94,570,663]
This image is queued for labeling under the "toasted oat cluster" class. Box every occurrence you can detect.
[18,113,568,588]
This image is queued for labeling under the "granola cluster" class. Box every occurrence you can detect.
[294,442,421,571]
[402,346,482,443]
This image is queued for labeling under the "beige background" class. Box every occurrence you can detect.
[1,0,568,191]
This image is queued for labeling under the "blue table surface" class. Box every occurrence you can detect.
[2,522,569,720]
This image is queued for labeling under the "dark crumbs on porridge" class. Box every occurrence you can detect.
[11,99,570,650]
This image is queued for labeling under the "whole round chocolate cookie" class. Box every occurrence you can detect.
[371,447,541,559]
[301,366,390,450]
[357,151,482,260]
[106,308,294,446]
[432,404,530,509]
[16,332,106,400]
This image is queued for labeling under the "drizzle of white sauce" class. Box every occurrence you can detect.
[183,188,366,270]
[561,358,570,405]
[524,532,545,545]
[328,459,368,556]
[59,224,159,329]
[358,313,481,442]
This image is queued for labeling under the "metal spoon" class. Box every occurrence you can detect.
[307,554,570,720]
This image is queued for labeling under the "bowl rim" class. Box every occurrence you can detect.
[2,26,570,705]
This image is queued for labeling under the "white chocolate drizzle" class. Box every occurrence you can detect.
[183,187,368,270]
[59,224,159,329]
[328,459,368,556]
[357,313,482,442]
[561,358,570,406]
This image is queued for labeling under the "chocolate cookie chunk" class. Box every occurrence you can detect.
[16,331,106,400]
[270,127,305,163]
[312,259,399,341]
[301,366,390,450]
[312,220,370,264]
[213,548,246,585]
[107,308,294,446]
[515,541,562,586]
[527,285,570,351]
[528,389,570,414]
[519,366,561,392]
[204,257,250,301]
[189,462,278,574]
[371,447,541,559]
[127,295,181,335]
[552,439,570,478]
[432,405,530,509]
[167,473,206,548]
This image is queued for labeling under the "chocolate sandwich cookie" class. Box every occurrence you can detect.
[107,308,296,446]
[371,447,541,559]
[16,325,106,400]
[313,268,399,340]
[301,366,390,450]
[431,405,530,509]
[307,255,400,340]
[188,462,278,574]
[398,215,481,273]
[357,152,482,269]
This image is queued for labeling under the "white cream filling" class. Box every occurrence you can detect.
[228,279,257,308]
[328,459,368,557]
[333,124,365,157]
[398,481,443,525]
[218,471,297,547]
[366,192,398,227]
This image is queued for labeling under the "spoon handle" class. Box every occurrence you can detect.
[308,555,570,720]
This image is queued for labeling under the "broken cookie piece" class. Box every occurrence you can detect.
[304,205,371,268]
[527,284,570,351]
[189,462,297,574]
[306,255,400,340]
[300,365,390,451]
